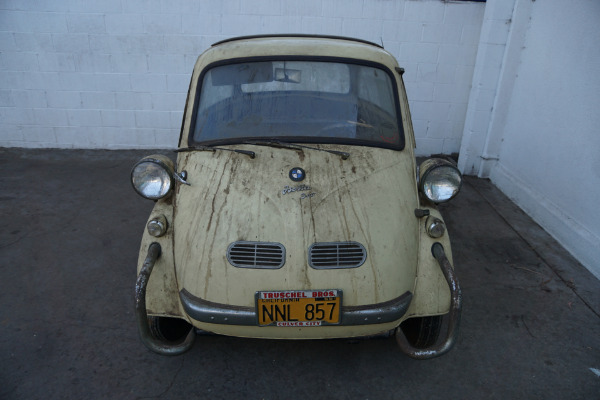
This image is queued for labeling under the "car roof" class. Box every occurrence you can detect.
[193,35,399,73]
[212,34,383,49]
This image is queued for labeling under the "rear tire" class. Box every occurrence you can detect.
[148,316,194,343]
[399,316,442,349]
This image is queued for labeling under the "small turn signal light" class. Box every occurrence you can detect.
[425,216,446,238]
[147,215,168,237]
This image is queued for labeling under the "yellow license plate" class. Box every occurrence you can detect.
[256,290,342,327]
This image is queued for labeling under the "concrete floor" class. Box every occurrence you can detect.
[0,149,598,400]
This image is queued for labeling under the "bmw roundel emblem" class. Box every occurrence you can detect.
[289,167,305,182]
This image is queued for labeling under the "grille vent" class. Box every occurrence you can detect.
[227,241,286,269]
[309,242,367,269]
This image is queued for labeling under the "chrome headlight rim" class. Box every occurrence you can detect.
[131,155,176,200]
[418,158,462,203]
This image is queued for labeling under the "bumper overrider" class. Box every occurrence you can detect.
[136,242,461,359]
[135,243,195,355]
[395,242,463,359]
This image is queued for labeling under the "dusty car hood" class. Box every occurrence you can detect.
[173,144,419,307]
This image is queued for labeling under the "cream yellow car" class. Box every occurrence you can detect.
[132,35,462,359]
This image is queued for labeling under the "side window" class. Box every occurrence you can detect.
[356,67,395,116]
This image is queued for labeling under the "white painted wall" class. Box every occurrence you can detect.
[0,0,484,154]
[482,0,600,278]
[458,0,525,176]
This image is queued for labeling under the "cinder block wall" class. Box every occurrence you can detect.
[0,0,484,155]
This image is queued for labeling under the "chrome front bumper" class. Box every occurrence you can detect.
[179,289,413,326]
[136,242,461,359]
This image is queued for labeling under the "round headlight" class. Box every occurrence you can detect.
[419,158,462,203]
[131,155,175,200]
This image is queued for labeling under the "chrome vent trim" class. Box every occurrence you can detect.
[308,242,367,269]
[227,241,285,269]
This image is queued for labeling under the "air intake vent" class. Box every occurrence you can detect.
[308,242,367,269]
[227,241,286,269]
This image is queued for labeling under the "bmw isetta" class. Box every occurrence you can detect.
[132,35,462,359]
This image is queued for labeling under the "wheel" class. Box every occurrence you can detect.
[399,316,442,349]
[148,316,194,343]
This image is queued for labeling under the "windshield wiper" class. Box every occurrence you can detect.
[176,145,255,159]
[243,140,350,160]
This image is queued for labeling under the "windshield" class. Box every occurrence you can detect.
[190,60,403,148]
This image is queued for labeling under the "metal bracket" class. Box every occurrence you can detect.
[414,208,431,218]
[173,170,190,186]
